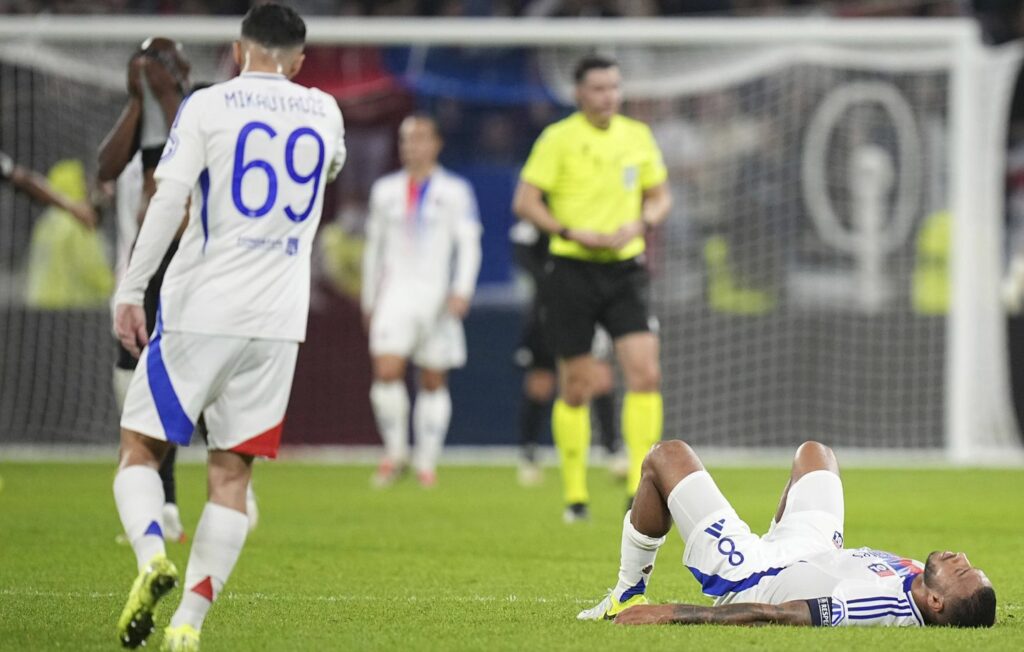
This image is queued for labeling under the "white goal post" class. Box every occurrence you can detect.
[0,16,1021,464]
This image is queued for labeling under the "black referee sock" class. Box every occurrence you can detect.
[158,446,178,505]
[520,398,550,462]
[593,393,619,454]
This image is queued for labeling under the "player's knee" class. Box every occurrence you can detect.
[420,370,447,392]
[559,371,591,406]
[373,356,406,382]
[793,440,838,476]
[524,371,555,401]
[643,439,698,479]
[118,429,168,470]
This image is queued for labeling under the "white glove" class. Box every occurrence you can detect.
[1001,256,1024,314]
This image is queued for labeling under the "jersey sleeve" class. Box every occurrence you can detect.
[639,125,668,190]
[826,580,924,627]
[326,97,347,182]
[450,180,483,300]
[154,91,207,187]
[520,127,561,191]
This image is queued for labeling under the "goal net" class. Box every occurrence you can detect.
[0,17,1020,462]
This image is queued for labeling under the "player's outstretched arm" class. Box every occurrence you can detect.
[1,151,98,228]
[614,600,816,627]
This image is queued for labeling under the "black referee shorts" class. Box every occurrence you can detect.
[541,255,655,360]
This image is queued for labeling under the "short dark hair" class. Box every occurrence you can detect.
[241,3,306,49]
[574,55,618,84]
[945,586,997,628]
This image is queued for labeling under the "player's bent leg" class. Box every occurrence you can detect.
[370,355,411,486]
[555,355,596,521]
[767,441,844,550]
[615,332,663,499]
[166,451,252,641]
[115,429,180,648]
[412,368,451,487]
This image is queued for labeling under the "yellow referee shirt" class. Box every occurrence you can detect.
[520,112,668,262]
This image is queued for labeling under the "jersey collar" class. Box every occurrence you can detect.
[240,72,287,80]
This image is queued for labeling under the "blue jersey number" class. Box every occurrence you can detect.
[232,121,325,223]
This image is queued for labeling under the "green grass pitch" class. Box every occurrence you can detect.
[0,461,1021,650]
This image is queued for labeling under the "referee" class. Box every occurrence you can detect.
[513,55,671,522]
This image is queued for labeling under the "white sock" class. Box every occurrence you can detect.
[412,387,451,474]
[370,381,410,464]
[612,511,665,602]
[114,465,167,570]
[170,502,249,631]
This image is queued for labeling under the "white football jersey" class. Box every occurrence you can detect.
[154,72,346,341]
[740,548,926,627]
[361,167,482,314]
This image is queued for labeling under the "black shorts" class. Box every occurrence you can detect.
[542,255,654,359]
[115,240,179,371]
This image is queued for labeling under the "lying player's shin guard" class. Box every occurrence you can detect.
[170,502,248,631]
[552,399,590,504]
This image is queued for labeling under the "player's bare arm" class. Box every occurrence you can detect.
[607,181,672,250]
[97,98,142,183]
[512,180,611,249]
[1,150,98,228]
[614,600,815,627]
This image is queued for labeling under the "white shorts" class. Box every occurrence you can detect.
[121,330,298,458]
[369,292,466,370]
[670,470,845,603]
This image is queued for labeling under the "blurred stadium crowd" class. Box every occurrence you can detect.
[0,0,1012,27]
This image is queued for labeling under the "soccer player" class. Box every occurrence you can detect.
[0,150,97,228]
[578,440,997,628]
[512,55,672,520]
[362,114,482,488]
[510,220,624,487]
[99,36,194,543]
[111,5,346,650]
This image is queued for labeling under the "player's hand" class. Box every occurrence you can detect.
[613,604,675,626]
[127,54,145,98]
[143,52,185,96]
[568,229,613,250]
[607,220,645,251]
[68,201,98,229]
[115,303,149,359]
[447,295,470,319]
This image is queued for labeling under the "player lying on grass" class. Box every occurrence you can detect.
[578,440,996,627]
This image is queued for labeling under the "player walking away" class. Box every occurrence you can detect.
[578,440,996,628]
[0,150,97,228]
[512,55,672,521]
[362,114,482,488]
[111,5,345,650]
[510,221,626,488]
[99,36,196,544]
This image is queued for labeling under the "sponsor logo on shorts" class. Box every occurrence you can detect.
[833,530,844,549]
[286,237,299,256]
[704,518,726,539]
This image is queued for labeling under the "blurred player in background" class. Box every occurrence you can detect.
[578,440,996,629]
[513,55,671,521]
[0,150,97,227]
[98,36,196,544]
[510,220,626,487]
[111,5,345,649]
[362,114,482,489]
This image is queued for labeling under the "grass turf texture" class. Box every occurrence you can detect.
[0,462,1021,651]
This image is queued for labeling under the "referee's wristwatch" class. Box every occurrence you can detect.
[557,226,572,241]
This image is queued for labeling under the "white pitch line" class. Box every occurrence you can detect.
[0,587,592,605]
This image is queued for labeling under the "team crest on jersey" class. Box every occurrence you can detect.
[286,237,299,256]
[832,531,844,549]
[622,165,638,190]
